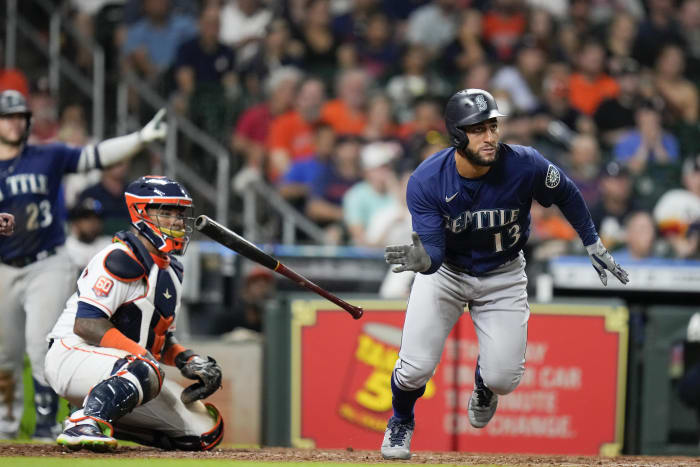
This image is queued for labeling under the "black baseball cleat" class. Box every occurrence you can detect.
[57,423,118,452]
[380,416,415,460]
[468,363,498,428]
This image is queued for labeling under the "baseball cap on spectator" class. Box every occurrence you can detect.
[601,161,630,178]
[68,197,103,221]
[361,141,401,170]
[245,266,274,284]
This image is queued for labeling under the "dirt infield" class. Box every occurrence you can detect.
[1,444,699,466]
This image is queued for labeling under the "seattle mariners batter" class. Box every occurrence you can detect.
[380,89,629,460]
[0,89,168,440]
[45,175,224,451]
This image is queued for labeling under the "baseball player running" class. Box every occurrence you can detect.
[45,175,224,451]
[380,89,629,460]
[0,89,167,440]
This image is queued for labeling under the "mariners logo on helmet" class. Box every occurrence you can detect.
[124,176,195,255]
[475,95,487,111]
[0,89,32,144]
[545,164,560,189]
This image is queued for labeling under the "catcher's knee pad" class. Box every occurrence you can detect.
[83,356,164,425]
[480,367,523,395]
[392,357,436,390]
[115,402,224,451]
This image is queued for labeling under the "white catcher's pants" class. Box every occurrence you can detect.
[394,252,529,396]
[45,338,217,438]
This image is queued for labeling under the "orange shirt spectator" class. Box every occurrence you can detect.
[568,73,619,115]
[0,69,29,97]
[266,111,316,180]
[482,9,526,62]
[321,99,367,136]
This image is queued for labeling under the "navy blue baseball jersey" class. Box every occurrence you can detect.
[0,144,83,261]
[408,143,597,275]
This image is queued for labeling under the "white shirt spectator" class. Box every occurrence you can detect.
[219,0,273,66]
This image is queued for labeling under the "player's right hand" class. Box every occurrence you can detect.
[385,232,431,273]
[586,238,629,286]
[139,108,168,143]
[0,213,14,236]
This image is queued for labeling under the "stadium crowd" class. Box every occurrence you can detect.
[2,0,699,263]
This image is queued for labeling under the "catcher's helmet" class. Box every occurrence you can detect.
[444,89,505,150]
[124,175,195,255]
[0,89,32,142]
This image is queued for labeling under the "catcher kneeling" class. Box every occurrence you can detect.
[45,176,223,451]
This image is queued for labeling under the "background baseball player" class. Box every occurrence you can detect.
[380,89,629,460]
[0,89,167,440]
[45,175,223,451]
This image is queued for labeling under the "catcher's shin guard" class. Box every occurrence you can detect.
[114,403,224,451]
[83,355,163,429]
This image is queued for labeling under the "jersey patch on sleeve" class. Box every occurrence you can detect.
[104,248,145,282]
[545,164,560,189]
[92,276,114,297]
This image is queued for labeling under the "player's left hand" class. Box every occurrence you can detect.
[385,232,431,273]
[586,238,629,286]
[179,355,222,404]
[139,108,168,143]
[0,213,15,236]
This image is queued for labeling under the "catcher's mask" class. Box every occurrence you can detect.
[124,175,195,255]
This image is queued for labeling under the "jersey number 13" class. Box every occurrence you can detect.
[493,224,521,252]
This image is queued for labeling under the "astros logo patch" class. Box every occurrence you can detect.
[92,276,114,297]
[545,164,560,189]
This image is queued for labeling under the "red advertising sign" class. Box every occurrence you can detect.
[290,301,627,455]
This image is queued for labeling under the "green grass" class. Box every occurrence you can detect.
[1,460,505,467]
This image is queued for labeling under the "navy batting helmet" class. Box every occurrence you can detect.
[125,175,195,255]
[444,89,505,150]
[0,89,32,142]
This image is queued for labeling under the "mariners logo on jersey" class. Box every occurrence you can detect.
[545,164,560,189]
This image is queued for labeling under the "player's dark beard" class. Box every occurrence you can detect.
[0,134,22,146]
[461,144,499,167]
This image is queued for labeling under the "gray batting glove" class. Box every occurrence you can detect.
[139,108,167,143]
[586,238,629,286]
[385,232,431,273]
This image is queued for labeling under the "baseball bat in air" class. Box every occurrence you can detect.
[195,215,364,320]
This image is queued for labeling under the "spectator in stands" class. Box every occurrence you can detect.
[405,0,459,58]
[603,12,638,76]
[331,0,379,43]
[64,197,110,272]
[173,6,239,143]
[568,40,619,116]
[306,135,362,244]
[213,265,276,335]
[266,77,326,182]
[398,96,445,165]
[653,154,700,259]
[441,9,494,84]
[291,0,341,85]
[278,123,336,209]
[321,68,369,135]
[219,0,272,70]
[614,210,659,261]
[491,36,547,114]
[482,0,527,63]
[563,134,602,206]
[528,201,577,262]
[594,58,643,148]
[122,0,197,83]
[343,141,401,246]
[614,103,681,209]
[386,45,450,123]
[57,103,90,147]
[75,161,131,235]
[242,18,305,82]
[27,90,59,144]
[653,44,699,125]
[589,161,639,250]
[363,93,399,142]
[355,10,401,80]
[632,0,685,68]
[678,0,700,83]
[526,7,557,56]
[232,66,302,177]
